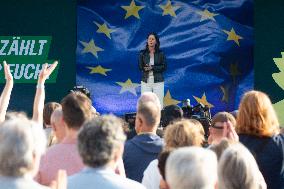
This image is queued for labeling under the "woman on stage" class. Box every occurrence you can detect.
[139,32,167,107]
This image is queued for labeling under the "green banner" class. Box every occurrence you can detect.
[0,36,59,83]
[0,0,76,115]
[255,0,284,126]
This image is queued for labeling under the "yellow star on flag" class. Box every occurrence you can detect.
[220,85,229,103]
[163,90,181,107]
[86,65,112,76]
[193,93,214,108]
[80,39,104,58]
[197,9,218,22]
[223,28,243,46]
[94,22,115,39]
[159,0,180,17]
[230,63,241,84]
[121,0,145,19]
[116,79,140,96]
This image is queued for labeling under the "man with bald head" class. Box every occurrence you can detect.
[137,92,162,110]
[123,92,164,182]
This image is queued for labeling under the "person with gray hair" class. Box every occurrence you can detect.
[123,92,164,182]
[218,143,267,189]
[0,117,48,189]
[137,91,162,110]
[68,115,145,189]
[166,147,218,189]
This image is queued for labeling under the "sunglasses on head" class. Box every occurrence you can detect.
[210,124,224,129]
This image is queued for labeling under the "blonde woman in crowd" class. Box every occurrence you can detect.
[163,119,204,148]
[142,119,204,189]
[237,90,284,189]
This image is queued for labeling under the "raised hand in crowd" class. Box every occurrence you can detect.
[0,61,13,123]
[32,61,58,126]
[222,121,239,142]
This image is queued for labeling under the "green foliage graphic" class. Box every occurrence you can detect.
[272,52,284,127]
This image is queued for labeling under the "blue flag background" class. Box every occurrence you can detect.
[77,0,253,115]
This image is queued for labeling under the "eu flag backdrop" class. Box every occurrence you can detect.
[77,0,253,115]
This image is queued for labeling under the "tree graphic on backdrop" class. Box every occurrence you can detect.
[272,52,284,126]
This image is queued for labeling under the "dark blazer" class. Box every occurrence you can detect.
[138,50,167,83]
[239,134,284,189]
[123,133,164,182]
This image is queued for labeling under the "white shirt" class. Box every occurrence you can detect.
[142,159,161,189]
[148,55,154,76]
[68,167,145,189]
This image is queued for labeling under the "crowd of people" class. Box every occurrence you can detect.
[0,61,283,189]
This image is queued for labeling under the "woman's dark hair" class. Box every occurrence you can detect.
[158,149,173,180]
[144,32,160,53]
